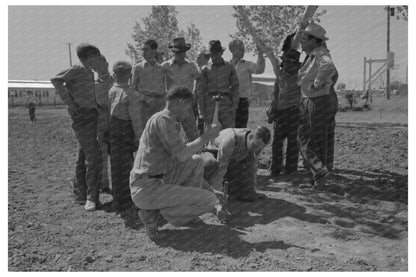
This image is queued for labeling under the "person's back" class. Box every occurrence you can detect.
[50,43,106,212]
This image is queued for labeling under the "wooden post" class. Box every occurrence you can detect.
[363,57,367,94]
[368,59,373,93]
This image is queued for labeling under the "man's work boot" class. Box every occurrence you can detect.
[138,210,160,239]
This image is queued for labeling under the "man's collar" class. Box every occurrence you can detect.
[144,58,157,66]
[212,58,226,66]
[230,58,244,65]
[309,45,326,56]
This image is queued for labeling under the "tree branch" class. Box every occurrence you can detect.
[236,5,280,76]
[291,5,319,49]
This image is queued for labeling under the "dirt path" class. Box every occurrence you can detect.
[8,107,407,271]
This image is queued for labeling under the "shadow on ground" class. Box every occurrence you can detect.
[259,168,408,240]
[152,222,306,258]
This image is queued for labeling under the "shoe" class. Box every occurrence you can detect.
[73,195,86,205]
[112,201,133,213]
[216,204,231,223]
[84,200,96,211]
[138,210,160,238]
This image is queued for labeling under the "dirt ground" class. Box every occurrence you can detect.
[8,100,408,271]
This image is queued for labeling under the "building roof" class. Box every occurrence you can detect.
[8,80,54,89]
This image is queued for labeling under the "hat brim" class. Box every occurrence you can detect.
[168,43,191,52]
[302,30,329,41]
[279,56,301,63]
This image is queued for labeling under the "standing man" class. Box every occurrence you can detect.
[196,40,239,130]
[297,22,337,189]
[229,39,265,128]
[51,43,107,211]
[130,87,221,238]
[94,55,112,193]
[25,90,39,124]
[130,39,166,147]
[162,37,200,141]
[269,48,302,178]
[195,50,211,134]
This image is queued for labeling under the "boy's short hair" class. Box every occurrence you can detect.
[112,61,132,81]
[253,126,271,144]
[76,43,101,61]
[166,86,193,101]
[144,39,158,50]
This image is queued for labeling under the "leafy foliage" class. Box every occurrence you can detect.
[231,6,326,57]
[385,5,408,21]
[126,6,204,63]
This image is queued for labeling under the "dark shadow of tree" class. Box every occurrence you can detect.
[257,168,408,240]
[152,222,307,259]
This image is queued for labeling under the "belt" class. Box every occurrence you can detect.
[140,91,165,99]
[208,91,231,96]
[149,174,165,179]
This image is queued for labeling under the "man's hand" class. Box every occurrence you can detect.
[93,55,109,77]
[203,124,220,141]
[68,103,79,117]
[256,45,264,58]
[309,82,325,91]
[215,203,231,223]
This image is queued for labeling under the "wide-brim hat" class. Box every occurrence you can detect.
[302,22,329,41]
[168,37,191,53]
[209,40,225,54]
[279,49,301,63]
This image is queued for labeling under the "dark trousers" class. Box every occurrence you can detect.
[72,108,101,202]
[225,153,257,199]
[327,89,338,171]
[109,116,134,208]
[235,98,250,128]
[28,104,36,122]
[271,106,299,174]
[297,95,331,181]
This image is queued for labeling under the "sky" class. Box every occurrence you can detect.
[8,4,408,90]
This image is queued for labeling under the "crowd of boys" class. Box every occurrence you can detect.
[51,21,337,238]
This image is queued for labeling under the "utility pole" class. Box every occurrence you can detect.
[66,43,73,67]
[386,6,391,100]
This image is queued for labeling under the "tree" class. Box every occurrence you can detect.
[385,5,408,21]
[230,6,326,58]
[126,6,204,63]
[337,83,346,90]
[182,23,204,61]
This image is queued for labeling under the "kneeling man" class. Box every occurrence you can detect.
[130,87,221,238]
[204,126,271,202]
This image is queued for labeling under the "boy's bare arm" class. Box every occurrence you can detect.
[50,78,78,115]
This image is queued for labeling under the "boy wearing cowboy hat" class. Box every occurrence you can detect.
[196,40,239,130]
[297,22,337,190]
[162,37,200,141]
